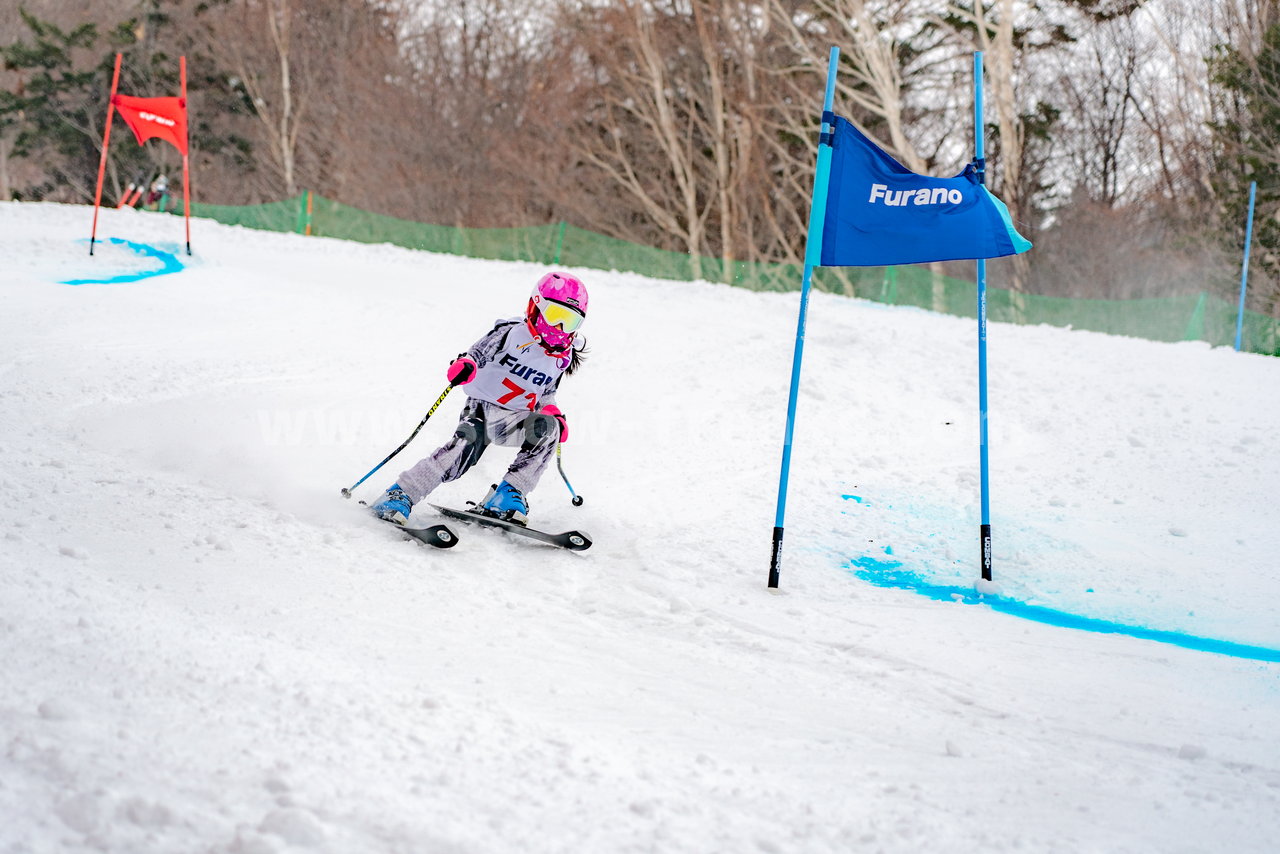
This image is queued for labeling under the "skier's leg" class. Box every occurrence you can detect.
[396,401,490,503]
[498,411,559,495]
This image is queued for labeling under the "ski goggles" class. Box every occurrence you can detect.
[539,299,586,333]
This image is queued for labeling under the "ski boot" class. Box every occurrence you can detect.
[370,483,413,524]
[478,480,528,525]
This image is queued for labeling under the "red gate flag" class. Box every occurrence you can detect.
[91,54,194,257]
[111,94,188,155]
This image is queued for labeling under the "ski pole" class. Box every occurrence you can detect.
[556,444,584,506]
[341,384,453,498]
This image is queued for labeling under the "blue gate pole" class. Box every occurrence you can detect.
[974,52,994,582]
[768,46,840,590]
[1235,181,1257,352]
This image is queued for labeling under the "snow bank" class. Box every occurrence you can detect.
[2,201,1277,853]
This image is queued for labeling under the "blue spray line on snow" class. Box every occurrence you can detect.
[848,554,1280,663]
[63,238,184,285]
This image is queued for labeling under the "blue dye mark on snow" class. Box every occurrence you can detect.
[63,238,184,285]
[841,494,864,503]
[849,554,1280,663]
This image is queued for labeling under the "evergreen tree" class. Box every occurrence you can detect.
[0,10,141,201]
[0,4,250,204]
[1208,23,1280,314]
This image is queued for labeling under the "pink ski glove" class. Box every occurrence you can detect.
[446,355,477,386]
[540,404,568,442]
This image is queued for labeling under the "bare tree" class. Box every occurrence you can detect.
[937,0,1035,295]
[692,1,758,271]
[1131,1,1234,204]
[557,0,769,279]
[1057,17,1140,207]
[173,0,426,212]
[569,1,711,273]
[197,0,306,198]
[766,1,967,304]
[770,0,961,173]
[393,0,571,226]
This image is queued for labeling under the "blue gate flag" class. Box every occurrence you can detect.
[819,115,1031,267]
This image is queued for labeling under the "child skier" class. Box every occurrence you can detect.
[370,272,588,526]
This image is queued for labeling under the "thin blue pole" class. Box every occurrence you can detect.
[769,46,840,590]
[1235,181,1257,352]
[974,52,993,582]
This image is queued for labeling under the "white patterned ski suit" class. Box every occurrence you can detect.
[397,318,574,504]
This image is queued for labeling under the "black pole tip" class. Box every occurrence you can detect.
[980,523,993,581]
[341,488,352,499]
[768,526,784,589]
[572,495,584,507]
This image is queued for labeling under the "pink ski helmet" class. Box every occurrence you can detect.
[526,272,588,355]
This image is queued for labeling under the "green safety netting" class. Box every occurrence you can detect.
[178,193,1280,356]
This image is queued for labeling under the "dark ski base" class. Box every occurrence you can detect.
[429,504,592,551]
[392,522,459,549]
[360,500,459,549]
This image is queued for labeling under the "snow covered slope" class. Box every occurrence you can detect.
[1,201,1277,853]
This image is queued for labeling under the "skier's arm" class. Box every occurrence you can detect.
[465,320,519,368]
[537,370,563,411]
[445,320,518,385]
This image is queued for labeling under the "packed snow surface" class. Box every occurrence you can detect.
[1,202,1278,853]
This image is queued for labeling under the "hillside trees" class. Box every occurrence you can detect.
[199,0,306,197]
[0,2,255,205]
[939,1,1133,294]
[393,0,573,226]
[2,0,1277,316]
[187,0,416,208]
[550,1,772,277]
[0,1,129,200]
[1028,4,1228,302]
[0,10,142,202]
[1209,2,1280,314]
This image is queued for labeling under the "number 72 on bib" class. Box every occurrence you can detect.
[497,377,539,410]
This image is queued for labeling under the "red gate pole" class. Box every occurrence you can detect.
[89,53,123,256]
[180,55,192,255]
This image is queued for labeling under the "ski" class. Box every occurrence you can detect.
[428,503,592,551]
[390,521,459,549]
[360,500,459,549]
